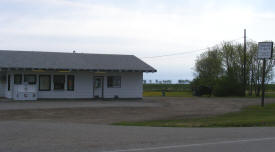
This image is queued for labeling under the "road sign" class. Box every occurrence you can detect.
[258,41,273,107]
[258,42,273,59]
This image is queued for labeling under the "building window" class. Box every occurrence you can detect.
[67,75,74,91]
[107,76,121,88]
[24,75,36,84]
[8,75,10,91]
[54,75,65,90]
[14,74,22,85]
[39,75,51,91]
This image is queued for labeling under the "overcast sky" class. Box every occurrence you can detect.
[1,0,275,83]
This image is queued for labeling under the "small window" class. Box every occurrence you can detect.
[14,74,22,84]
[54,75,65,90]
[67,75,74,91]
[107,76,121,88]
[39,75,51,91]
[8,75,10,91]
[24,75,36,84]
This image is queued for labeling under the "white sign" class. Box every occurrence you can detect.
[258,42,273,59]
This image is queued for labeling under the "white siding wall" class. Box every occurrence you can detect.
[73,72,94,98]
[104,72,143,98]
[4,71,143,99]
[37,71,94,99]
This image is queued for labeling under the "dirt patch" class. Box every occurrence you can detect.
[0,97,274,124]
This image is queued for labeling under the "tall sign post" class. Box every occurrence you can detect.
[258,42,273,107]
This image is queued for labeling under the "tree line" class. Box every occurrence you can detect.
[192,40,274,97]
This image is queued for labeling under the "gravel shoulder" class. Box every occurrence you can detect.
[0,97,274,124]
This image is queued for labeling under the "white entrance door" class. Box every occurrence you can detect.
[93,76,104,98]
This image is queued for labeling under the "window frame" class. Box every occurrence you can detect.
[24,74,37,85]
[53,75,65,90]
[14,74,22,85]
[107,76,121,88]
[67,75,75,91]
[39,75,51,91]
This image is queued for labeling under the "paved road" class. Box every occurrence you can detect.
[1,121,275,152]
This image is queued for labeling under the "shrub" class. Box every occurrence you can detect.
[213,76,244,97]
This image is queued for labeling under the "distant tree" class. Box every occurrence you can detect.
[193,48,223,88]
[178,80,191,84]
[163,80,172,84]
[192,40,275,97]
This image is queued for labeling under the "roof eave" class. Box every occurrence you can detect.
[0,67,157,73]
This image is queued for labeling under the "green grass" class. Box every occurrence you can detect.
[143,84,191,92]
[244,91,275,98]
[265,91,275,98]
[114,104,275,127]
[143,91,275,98]
[143,91,193,97]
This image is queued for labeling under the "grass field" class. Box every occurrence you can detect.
[143,91,275,98]
[143,91,193,97]
[143,84,191,92]
[143,84,275,97]
[114,103,275,127]
[143,84,275,92]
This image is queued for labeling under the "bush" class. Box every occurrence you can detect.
[213,76,244,97]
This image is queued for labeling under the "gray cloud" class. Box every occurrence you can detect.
[1,0,275,82]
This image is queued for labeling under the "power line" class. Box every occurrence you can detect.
[246,37,257,42]
[142,49,204,59]
[141,37,244,59]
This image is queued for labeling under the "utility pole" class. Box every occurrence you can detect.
[243,29,247,96]
[261,59,266,107]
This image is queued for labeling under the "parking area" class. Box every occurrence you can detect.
[0,99,161,110]
[0,97,275,124]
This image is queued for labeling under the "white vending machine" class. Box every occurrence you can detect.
[13,83,37,101]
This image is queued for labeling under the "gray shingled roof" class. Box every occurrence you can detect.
[0,50,156,72]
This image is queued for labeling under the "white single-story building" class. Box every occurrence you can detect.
[0,50,156,100]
